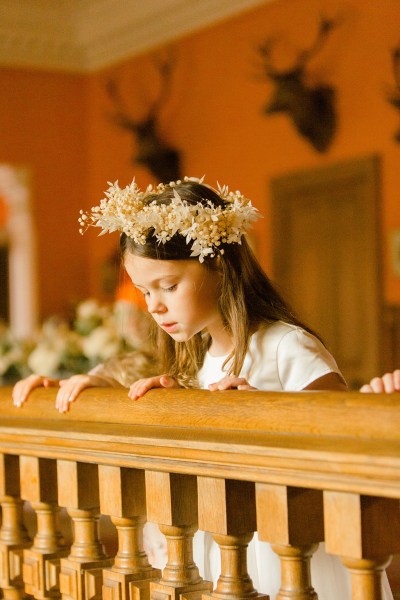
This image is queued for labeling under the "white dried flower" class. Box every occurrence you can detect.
[81,325,120,362]
[28,342,65,377]
[79,176,261,262]
[76,298,102,320]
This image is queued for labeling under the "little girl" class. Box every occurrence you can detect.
[12,176,393,599]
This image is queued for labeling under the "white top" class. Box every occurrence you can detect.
[198,321,343,390]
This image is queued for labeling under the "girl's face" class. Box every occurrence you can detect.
[124,253,223,343]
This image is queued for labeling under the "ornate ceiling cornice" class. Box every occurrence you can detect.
[0,0,270,73]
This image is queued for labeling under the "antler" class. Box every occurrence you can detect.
[387,45,400,142]
[148,53,176,119]
[392,47,400,85]
[106,79,138,132]
[258,38,279,78]
[389,46,400,105]
[257,16,338,152]
[258,16,337,78]
[105,51,181,182]
[297,17,337,68]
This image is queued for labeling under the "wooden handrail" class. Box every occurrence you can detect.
[0,386,399,600]
[0,387,400,497]
[1,386,400,435]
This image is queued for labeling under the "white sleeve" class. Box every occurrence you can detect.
[276,329,343,391]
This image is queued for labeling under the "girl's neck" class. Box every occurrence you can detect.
[208,323,234,357]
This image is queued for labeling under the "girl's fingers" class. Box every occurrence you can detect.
[12,374,51,407]
[360,371,400,394]
[128,379,144,399]
[56,375,95,412]
[128,375,178,400]
[159,375,180,389]
[56,386,75,412]
[368,377,385,393]
[128,378,157,400]
[376,371,400,393]
[208,376,253,391]
[381,373,396,393]
[393,369,400,391]
[129,379,146,400]
[386,369,400,392]
[360,384,373,393]
[56,384,84,412]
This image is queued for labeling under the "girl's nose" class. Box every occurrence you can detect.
[147,296,166,314]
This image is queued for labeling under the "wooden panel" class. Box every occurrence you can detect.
[324,491,400,558]
[99,466,146,518]
[57,461,99,509]
[19,456,58,503]
[256,484,323,545]
[0,454,20,497]
[271,155,383,389]
[145,471,197,526]
[198,477,256,535]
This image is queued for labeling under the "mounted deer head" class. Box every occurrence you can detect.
[106,55,181,182]
[258,18,338,152]
[387,45,400,142]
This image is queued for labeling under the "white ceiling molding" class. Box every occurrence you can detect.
[0,0,272,73]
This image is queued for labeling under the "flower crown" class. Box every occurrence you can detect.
[79,176,261,262]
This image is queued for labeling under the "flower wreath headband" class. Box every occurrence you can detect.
[79,176,262,262]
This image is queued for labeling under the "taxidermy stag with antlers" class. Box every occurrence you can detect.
[106,56,181,182]
[387,44,400,142]
[258,18,338,152]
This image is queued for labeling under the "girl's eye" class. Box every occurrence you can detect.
[135,286,149,297]
[164,284,177,292]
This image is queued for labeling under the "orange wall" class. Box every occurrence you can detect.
[0,67,90,317]
[85,0,400,304]
[1,0,400,319]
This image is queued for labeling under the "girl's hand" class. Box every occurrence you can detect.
[360,369,400,394]
[13,374,60,407]
[208,375,257,391]
[56,374,113,413]
[128,374,180,400]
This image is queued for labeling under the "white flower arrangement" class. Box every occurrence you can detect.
[79,176,261,262]
[0,298,149,383]
[0,322,32,381]
[26,317,88,377]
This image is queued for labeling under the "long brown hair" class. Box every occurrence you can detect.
[120,181,317,386]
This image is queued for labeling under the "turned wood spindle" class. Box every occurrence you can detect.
[0,454,31,600]
[19,456,68,600]
[198,477,267,600]
[256,484,323,600]
[99,465,161,600]
[270,544,319,600]
[145,471,212,600]
[57,460,113,600]
[324,492,400,600]
[341,556,392,600]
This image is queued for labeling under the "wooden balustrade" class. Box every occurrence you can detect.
[0,386,400,600]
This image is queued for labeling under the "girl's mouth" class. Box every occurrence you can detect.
[161,322,178,333]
